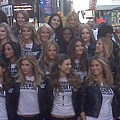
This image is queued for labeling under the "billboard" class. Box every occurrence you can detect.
[97,0,120,6]
[44,0,52,16]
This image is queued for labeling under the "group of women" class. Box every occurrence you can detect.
[0,10,120,120]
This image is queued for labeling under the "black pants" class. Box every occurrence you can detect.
[16,114,43,120]
[50,116,77,120]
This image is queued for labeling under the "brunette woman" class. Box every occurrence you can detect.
[19,22,42,59]
[67,38,87,80]
[15,53,46,120]
[48,13,63,42]
[80,55,118,120]
[38,40,59,75]
[45,54,82,120]
[79,24,96,56]
[1,41,21,80]
[0,58,16,120]
[58,27,74,54]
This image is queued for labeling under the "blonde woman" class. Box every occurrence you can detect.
[19,22,42,59]
[37,23,53,46]
[95,37,117,79]
[38,40,59,75]
[0,22,16,54]
[80,55,118,120]
[15,53,46,120]
[65,11,81,37]
[12,10,29,40]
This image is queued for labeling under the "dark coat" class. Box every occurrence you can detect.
[79,83,118,119]
[45,80,80,120]
[5,87,16,120]
[20,41,42,60]
[14,82,46,120]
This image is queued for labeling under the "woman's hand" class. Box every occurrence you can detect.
[80,112,86,120]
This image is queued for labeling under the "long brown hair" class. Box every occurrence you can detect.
[67,38,87,72]
[50,54,82,93]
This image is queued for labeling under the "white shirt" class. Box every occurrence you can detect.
[10,64,17,77]
[0,84,8,120]
[21,43,33,55]
[17,76,40,115]
[51,77,75,116]
[86,85,114,120]
[74,59,87,80]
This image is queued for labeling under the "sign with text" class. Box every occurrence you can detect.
[1,0,8,5]
[2,5,13,17]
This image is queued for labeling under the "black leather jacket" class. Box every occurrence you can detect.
[6,87,16,120]
[14,82,46,119]
[79,83,118,119]
[45,80,80,120]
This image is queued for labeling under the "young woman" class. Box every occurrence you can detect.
[1,41,21,80]
[45,54,82,120]
[19,22,42,59]
[38,40,59,75]
[97,24,119,64]
[0,58,16,120]
[58,27,74,54]
[0,22,16,55]
[48,13,63,42]
[37,23,53,46]
[95,37,117,80]
[79,24,95,50]
[67,38,87,80]
[80,55,118,120]
[65,11,81,37]
[12,10,29,40]
[15,53,46,120]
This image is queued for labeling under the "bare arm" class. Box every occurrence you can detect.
[80,112,86,120]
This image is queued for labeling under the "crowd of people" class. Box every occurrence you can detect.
[0,9,120,120]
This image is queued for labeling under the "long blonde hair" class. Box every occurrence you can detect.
[19,22,39,50]
[38,40,59,72]
[65,11,81,36]
[0,22,16,51]
[17,53,43,88]
[96,37,113,60]
[37,23,53,45]
[87,55,114,88]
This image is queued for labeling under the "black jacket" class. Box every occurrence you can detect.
[4,87,16,120]
[20,41,42,60]
[45,80,80,120]
[79,83,118,119]
[14,82,46,119]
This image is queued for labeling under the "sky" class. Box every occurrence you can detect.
[73,0,89,12]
